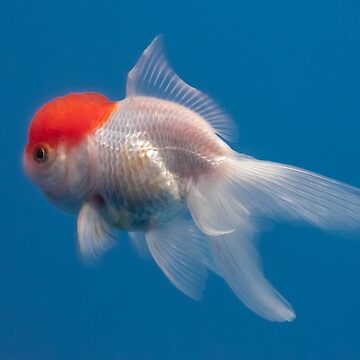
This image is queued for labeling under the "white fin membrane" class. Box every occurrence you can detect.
[77,200,115,263]
[126,36,237,142]
[128,231,150,258]
[145,218,216,300]
[226,155,360,231]
[210,231,295,322]
[188,154,360,321]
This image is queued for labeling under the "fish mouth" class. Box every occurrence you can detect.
[22,149,35,181]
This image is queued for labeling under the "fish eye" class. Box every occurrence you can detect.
[33,145,48,163]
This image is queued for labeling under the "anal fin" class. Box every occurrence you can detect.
[145,219,212,300]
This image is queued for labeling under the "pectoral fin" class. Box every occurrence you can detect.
[77,199,115,263]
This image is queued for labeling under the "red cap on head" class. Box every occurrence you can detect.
[27,93,115,149]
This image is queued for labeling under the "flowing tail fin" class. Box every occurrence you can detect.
[187,154,360,321]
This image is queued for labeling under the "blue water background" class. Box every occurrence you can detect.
[1,0,360,358]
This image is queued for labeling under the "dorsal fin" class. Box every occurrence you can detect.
[126,36,237,143]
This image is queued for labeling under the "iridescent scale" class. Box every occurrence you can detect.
[93,97,227,230]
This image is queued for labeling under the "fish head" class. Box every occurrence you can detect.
[23,92,115,212]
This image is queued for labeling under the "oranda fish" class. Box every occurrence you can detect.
[23,36,360,322]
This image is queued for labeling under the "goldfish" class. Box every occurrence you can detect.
[23,36,360,322]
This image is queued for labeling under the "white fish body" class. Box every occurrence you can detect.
[25,36,360,322]
[93,96,228,230]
